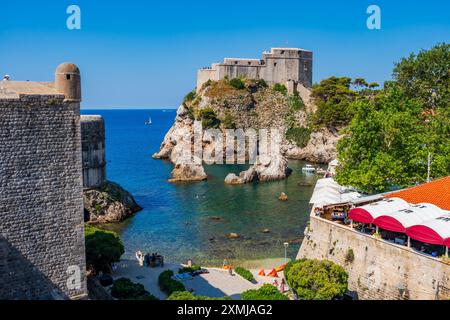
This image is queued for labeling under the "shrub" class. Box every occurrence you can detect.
[158,270,186,295]
[168,291,231,300]
[222,111,236,129]
[285,127,311,148]
[183,90,196,103]
[285,259,348,300]
[111,278,158,300]
[256,79,268,88]
[167,291,197,300]
[229,78,245,90]
[241,284,289,300]
[345,248,355,263]
[235,267,254,282]
[272,83,287,94]
[288,92,305,111]
[178,265,201,274]
[199,107,220,129]
[85,224,124,273]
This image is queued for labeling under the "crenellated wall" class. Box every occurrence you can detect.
[298,215,450,300]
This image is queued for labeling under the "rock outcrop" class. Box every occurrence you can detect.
[225,154,292,184]
[83,181,142,223]
[284,127,340,163]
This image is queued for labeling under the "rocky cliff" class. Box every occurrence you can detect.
[153,79,339,182]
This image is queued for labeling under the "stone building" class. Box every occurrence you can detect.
[0,63,87,299]
[196,47,313,92]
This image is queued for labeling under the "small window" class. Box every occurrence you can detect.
[248,61,251,65]
[66,74,71,80]
[235,61,238,65]
[274,62,277,67]
[280,50,285,54]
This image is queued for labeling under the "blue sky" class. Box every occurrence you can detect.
[0,1,449,109]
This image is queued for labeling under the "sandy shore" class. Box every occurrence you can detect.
[112,259,287,299]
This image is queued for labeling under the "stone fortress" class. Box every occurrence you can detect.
[0,63,88,299]
[196,47,313,93]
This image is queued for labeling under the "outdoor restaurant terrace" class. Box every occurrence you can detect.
[311,176,450,259]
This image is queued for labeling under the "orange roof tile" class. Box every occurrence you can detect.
[385,176,450,210]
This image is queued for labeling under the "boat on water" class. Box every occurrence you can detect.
[144,117,152,125]
[302,164,316,173]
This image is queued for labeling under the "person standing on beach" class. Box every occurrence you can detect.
[280,278,286,292]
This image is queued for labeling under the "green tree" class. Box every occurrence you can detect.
[285,259,348,300]
[336,44,450,192]
[393,43,449,110]
[85,224,124,273]
[241,284,289,300]
[352,78,368,90]
[311,76,357,127]
[222,111,236,129]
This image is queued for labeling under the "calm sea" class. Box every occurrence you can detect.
[81,109,322,268]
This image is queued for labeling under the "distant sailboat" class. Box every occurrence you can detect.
[145,117,152,125]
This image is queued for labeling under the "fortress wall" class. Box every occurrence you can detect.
[0,96,87,299]
[217,64,262,81]
[196,68,216,92]
[298,216,450,300]
[81,115,106,189]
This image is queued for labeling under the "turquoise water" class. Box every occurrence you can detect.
[81,109,322,267]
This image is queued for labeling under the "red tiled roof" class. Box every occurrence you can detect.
[385,176,450,210]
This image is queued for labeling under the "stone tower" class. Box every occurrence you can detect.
[81,115,106,189]
[55,62,82,101]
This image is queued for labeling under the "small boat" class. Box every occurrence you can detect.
[316,168,327,175]
[302,164,316,173]
[144,117,152,125]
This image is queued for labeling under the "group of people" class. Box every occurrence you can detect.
[135,250,164,268]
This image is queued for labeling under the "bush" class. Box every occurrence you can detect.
[272,83,287,94]
[256,79,268,88]
[241,284,289,300]
[285,259,348,300]
[222,111,236,129]
[199,107,220,129]
[183,90,196,103]
[167,291,197,300]
[178,265,201,274]
[168,291,231,300]
[285,127,311,148]
[345,248,355,263]
[111,278,158,300]
[288,92,305,111]
[234,267,254,282]
[229,78,245,90]
[158,270,186,295]
[85,224,124,273]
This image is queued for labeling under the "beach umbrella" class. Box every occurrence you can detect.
[267,269,279,277]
